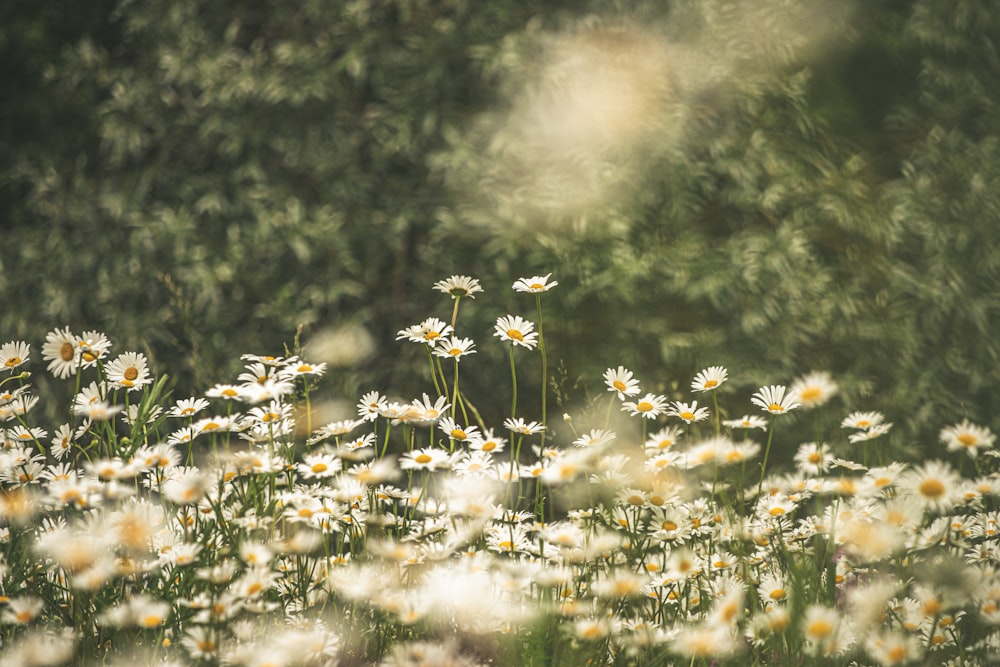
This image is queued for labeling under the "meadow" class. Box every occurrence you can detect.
[0,272,997,666]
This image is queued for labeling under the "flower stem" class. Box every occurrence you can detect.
[535,294,547,447]
[509,346,518,418]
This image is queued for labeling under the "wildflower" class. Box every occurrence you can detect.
[42,327,78,378]
[802,605,842,648]
[399,448,453,471]
[105,351,152,390]
[161,469,208,505]
[280,359,327,379]
[573,428,615,448]
[76,330,112,366]
[622,393,668,419]
[645,425,684,452]
[357,391,388,422]
[604,366,641,399]
[789,371,838,409]
[849,422,893,443]
[794,442,833,476]
[841,411,885,430]
[438,417,480,443]
[865,630,923,666]
[669,400,710,424]
[408,394,449,423]
[691,366,728,392]
[723,414,768,430]
[297,452,341,479]
[73,399,123,421]
[1,597,43,624]
[470,428,507,453]
[512,273,558,293]
[206,383,242,400]
[433,275,483,299]
[750,385,800,414]
[898,460,961,512]
[397,318,454,348]
[504,417,545,435]
[169,397,210,419]
[432,336,476,361]
[757,572,789,607]
[0,341,30,371]
[493,315,538,349]
[940,419,995,458]
[672,623,739,659]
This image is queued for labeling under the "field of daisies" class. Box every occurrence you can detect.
[1,273,998,667]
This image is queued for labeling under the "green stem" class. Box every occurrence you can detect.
[509,346,518,418]
[535,294,547,447]
[756,415,777,500]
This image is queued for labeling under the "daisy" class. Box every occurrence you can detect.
[1,597,44,625]
[76,330,112,367]
[940,419,995,458]
[573,428,616,448]
[645,425,684,452]
[438,417,480,443]
[622,393,668,419]
[74,400,123,421]
[169,397,210,419]
[42,327,78,378]
[357,391,388,422]
[723,415,769,430]
[297,453,341,480]
[280,360,328,379]
[206,383,242,400]
[849,422,893,443]
[669,400,710,424]
[789,371,838,409]
[603,366,641,399]
[432,336,476,362]
[105,352,152,391]
[493,315,538,350]
[841,411,885,430]
[0,341,29,372]
[512,273,558,293]
[794,442,833,476]
[691,366,728,392]
[407,394,450,423]
[396,317,454,345]
[399,447,453,471]
[469,428,507,454]
[898,460,961,512]
[750,385,800,415]
[504,417,545,435]
[433,275,483,299]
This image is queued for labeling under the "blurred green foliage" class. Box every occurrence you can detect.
[2,0,997,451]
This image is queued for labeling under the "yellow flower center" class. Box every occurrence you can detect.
[60,342,74,361]
[887,646,907,662]
[450,429,467,440]
[4,357,20,367]
[703,379,718,388]
[769,507,786,517]
[957,433,978,447]
[506,329,524,341]
[679,411,695,421]
[636,401,653,412]
[311,463,328,474]
[222,388,238,397]
[448,348,462,356]
[808,452,822,463]
[297,508,314,518]
[423,331,440,341]
[481,441,496,452]
[15,610,34,623]
[856,420,871,428]
[768,403,784,412]
[662,521,677,531]
[124,367,139,381]
[297,364,313,373]
[799,387,822,402]
[919,479,946,499]
[807,620,834,639]
[141,615,164,627]
[529,283,544,290]
[769,588,786,601]
[415,453,433,464]
[626,494,644,506]
[202,422,220,432]
[613,380,627,392]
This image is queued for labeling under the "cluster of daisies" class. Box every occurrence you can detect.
[0,274,999,667]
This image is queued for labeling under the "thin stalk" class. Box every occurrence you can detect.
[756,415,777,501]
[508,346,518,418]
[535,294,547,447]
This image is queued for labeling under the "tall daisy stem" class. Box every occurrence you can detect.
[509,346,518,418]
[756,416,777,500]
[535,294,547,447]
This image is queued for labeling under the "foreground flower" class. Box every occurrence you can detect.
[622,393,668,419]
[669,400,710,424]
[940,419,995,458]
[42,327,78,378]
[400,447,454,471]
[504,417,545,435]
[432,336,476,361]
[433,275,483,299]
[494,315,538,350]
[604,366,641,399]
[841,411,885,430]
[106,352,152,391]
[512,273,558,293]
[396,317,453,345]
[691,366,728,392]
[0,341,30,371]
[750,385,800,415]
[898,460,961,511]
